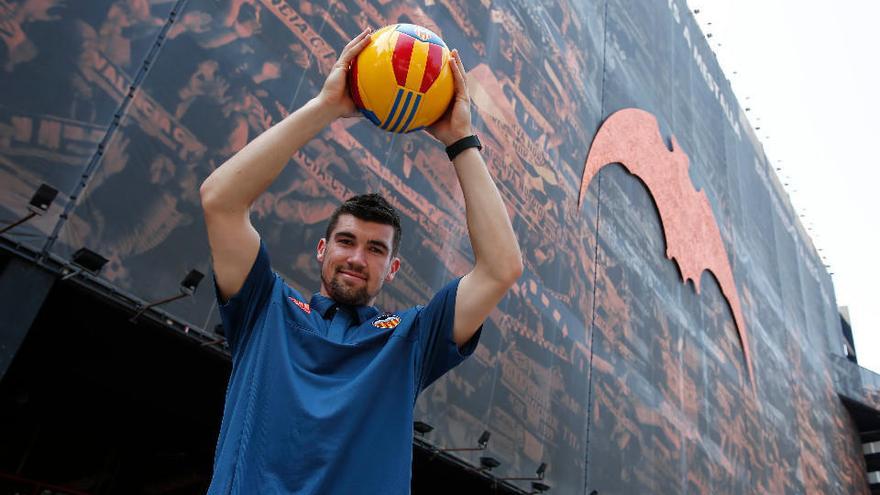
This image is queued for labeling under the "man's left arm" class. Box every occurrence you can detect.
[427,50,523,347]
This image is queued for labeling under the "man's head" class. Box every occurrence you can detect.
[317,194,402,306]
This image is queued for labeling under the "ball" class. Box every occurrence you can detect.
[349,24,454,134]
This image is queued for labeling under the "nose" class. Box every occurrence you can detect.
[347,247,367,269]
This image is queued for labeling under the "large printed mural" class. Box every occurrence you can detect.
[0,0,870,493]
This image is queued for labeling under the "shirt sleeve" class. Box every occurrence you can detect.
[213,240,276,356]
[415,277,483,393]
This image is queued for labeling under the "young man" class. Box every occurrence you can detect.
[199,28,522,494]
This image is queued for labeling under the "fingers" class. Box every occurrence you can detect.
[449,49,469,101]
[338,27,373,68]
[342,27,371,52]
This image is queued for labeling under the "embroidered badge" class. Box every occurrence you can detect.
[373,313,401,329]
[288,296,311,314]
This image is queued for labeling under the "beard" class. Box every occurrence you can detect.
[321,263,374,306]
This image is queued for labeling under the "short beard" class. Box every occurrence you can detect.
[322,266,372,306]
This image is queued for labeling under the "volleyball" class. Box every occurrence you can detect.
[349,24,454,133]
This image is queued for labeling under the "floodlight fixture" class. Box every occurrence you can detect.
[0,183,58,235]
[60,247,109,281]
[500,462,549,483]
[437,429,492,454]
[477,430,491,449]
[180,269,205,296]
[29,184,58,213]
[130,268,204,322]
[478,456,500,471]
[414,421,434,436]
[73,247,109,272]
[531,481,551,493]
[74,248,106,273]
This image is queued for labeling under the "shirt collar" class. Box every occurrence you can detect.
[309,293,381,325]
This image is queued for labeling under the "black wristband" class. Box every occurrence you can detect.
[445,134,482,161]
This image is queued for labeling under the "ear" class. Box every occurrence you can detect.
[316,238,326,263]
[384,256,401,283]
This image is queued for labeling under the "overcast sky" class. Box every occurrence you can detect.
[684,1,880,373]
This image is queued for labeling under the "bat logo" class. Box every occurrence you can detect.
[578,108,755,393]
[373,314,401,329]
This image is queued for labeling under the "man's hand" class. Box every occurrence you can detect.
[315,27,373,120]
[427,49,474,146]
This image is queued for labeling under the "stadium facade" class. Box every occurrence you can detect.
[1,0,878,493]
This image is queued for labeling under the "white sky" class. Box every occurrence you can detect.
[686,1,880,373]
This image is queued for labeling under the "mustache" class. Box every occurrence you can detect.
[335,265,367,278]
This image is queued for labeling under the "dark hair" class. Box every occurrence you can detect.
[325,193,402,256]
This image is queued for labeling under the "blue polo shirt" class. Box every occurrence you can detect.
[207,242,481,494]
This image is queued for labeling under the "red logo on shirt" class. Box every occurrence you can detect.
[288,296,311,314]
[372,314,401,329]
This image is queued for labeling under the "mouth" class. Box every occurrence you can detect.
[337,269,367,281]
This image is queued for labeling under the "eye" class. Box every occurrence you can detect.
[369,246,384,255]
[338,238,353,246]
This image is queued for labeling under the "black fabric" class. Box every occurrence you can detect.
[445,134,483,160]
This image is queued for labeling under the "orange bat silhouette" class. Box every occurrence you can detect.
[578,108,755,394]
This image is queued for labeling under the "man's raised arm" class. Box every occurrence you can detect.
[427,50,524,346]
[200,28,372,301]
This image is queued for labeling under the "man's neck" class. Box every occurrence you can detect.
[318,286,376,308]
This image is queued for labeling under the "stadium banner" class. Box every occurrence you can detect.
[0,0,862,492]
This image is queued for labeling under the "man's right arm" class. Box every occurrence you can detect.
[200,97,337,302]
[199,28,372,301]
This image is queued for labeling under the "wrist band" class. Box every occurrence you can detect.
[445,135,482,161]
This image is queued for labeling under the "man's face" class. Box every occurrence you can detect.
[317,214,400,306]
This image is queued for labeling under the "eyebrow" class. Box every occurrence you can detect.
[334,231,390,252]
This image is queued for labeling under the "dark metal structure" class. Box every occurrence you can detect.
[1,0,877,493]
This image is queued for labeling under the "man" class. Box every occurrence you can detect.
[199,27,522,494]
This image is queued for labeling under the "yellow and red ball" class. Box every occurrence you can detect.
[349,24,454,133]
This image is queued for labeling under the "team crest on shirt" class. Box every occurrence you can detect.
[288,296,311,314]
[373,313,401,329]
